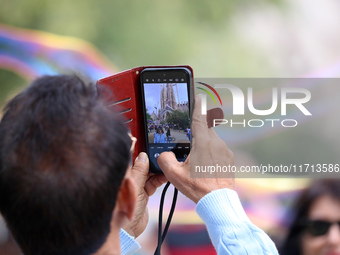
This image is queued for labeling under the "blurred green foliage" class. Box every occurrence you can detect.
[0,0,283,105]
[0,0,281,77]
[0,70,26,109]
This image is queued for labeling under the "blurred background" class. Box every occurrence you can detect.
[1,0,340,254]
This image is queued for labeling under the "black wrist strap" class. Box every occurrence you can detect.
[154,181,178,255]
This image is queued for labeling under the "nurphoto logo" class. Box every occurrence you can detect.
[197,83,312,128]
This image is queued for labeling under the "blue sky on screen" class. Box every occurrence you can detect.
[144,83,188,114]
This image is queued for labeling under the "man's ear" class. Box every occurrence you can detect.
[114,176,137,225]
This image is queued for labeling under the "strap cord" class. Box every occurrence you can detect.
[154,181,178,255]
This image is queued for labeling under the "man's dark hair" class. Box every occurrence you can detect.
[0,75,131,255]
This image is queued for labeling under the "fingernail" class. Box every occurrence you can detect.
[137,152,148,163]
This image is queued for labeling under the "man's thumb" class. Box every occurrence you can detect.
[131,152,149,178]
[157,151,179,175]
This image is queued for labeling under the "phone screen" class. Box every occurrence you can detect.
[141,68,192,173]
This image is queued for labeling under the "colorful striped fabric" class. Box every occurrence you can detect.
[0,23,118,81]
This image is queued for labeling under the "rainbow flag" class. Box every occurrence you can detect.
[0,23,118,81]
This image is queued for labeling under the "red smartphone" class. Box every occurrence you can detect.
[96,65,193,173]
[140,67,193,173]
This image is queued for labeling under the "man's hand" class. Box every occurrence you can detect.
[158,95,234,204]
[123,152,167,238]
